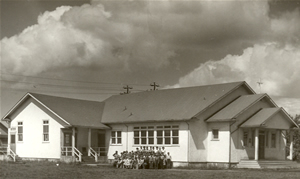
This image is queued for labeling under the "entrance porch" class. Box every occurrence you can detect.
[60,127,108,162]
[237,127,297,168]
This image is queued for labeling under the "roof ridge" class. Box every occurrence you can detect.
[29,92,103,103]
[106,81,245,100]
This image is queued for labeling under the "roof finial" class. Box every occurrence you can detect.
[257,78,263,94]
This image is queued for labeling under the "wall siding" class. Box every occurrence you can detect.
[107,122,188,162]
[11,101,64,159]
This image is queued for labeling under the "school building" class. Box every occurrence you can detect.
[1,81,298,168]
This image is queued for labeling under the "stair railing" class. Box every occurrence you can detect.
[8,148,16,162]
[89,147,98,162]
[61,146,72,156]
[73,147,82,162]
[0,145,7,155]
[91,147,108,156]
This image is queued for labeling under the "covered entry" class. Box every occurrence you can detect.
[241,107,298,161]
[61,126,109,162]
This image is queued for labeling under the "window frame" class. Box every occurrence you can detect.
[133,125,179,146]
[243,131,248,147]
[111,130,122,145]
[271,132,276,148]
[43,120,49,142]
[17,122,23,142]
[211,129,219,140]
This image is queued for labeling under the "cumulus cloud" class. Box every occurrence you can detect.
[1,1,300,115]
[170,42,300,96]
[0,3,175,75]
[1,1,276,76]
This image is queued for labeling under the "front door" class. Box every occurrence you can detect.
[259,134,265,159]
[10,134,16,152]
[64,133,72,146]
[98,133,105,156]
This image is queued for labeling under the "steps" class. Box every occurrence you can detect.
[237,160,261,169]
[81,155,108,164]
[237,160,299,169]
[82,156,96,163]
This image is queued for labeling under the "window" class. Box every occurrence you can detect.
[243,131,248,147]
[271,132,276,148]
[111,131,122,144]
[17,122,23,142]
[172,127,179,144]
[157,126,163,145]
[134,126,155,145]
[65,134,70,145]
[133,125,179,145]
[212,129,219,140]
[43,120,49,141]
[11,135,15,144]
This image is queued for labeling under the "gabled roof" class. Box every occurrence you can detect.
[101,81,247,123]
[241,108,281,127]
[240,107,298,128]
[207,94,267,122]
[2,93,109,129]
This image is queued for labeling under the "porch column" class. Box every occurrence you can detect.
[7,123,11,154]
[72,127,75,156]
[289,130,294,160]
[254,128,259,160]
[88,128,91,156]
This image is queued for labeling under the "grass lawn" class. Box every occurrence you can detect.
[1,161,300,179]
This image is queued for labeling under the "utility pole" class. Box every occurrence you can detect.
[150,82,159,90]
[123,85,133,94]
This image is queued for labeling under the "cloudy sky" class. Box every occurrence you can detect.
[1,0,300,118]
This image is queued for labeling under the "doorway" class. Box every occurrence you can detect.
[259,134,265,159]
[98,133,106,156]
[10,134,16,153]
[63,133,77,147]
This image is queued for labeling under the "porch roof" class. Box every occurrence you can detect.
[206,94,266,122]
[241,108,280,127]
[240,107,297,129]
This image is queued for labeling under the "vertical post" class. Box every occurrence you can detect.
[7,123,11,155]
[289,130,294,160]
[254,128,259,160]
[88,128,91,156]
[72,127,75,156]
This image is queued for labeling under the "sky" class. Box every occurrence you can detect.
[1,0,300,119]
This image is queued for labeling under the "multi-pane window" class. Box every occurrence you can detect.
[134,125,179,145]
[43,120,49,141]
[243,131,248,147]
[135,126,155,145]
[212,129,219,140]
[111,131,122,144]
[17,122,23,141]
[271,132,276,148]
[156,126,163,145]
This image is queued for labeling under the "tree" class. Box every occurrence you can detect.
[286,114,300,161]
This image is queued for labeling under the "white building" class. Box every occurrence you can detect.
[1,81,298,168]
